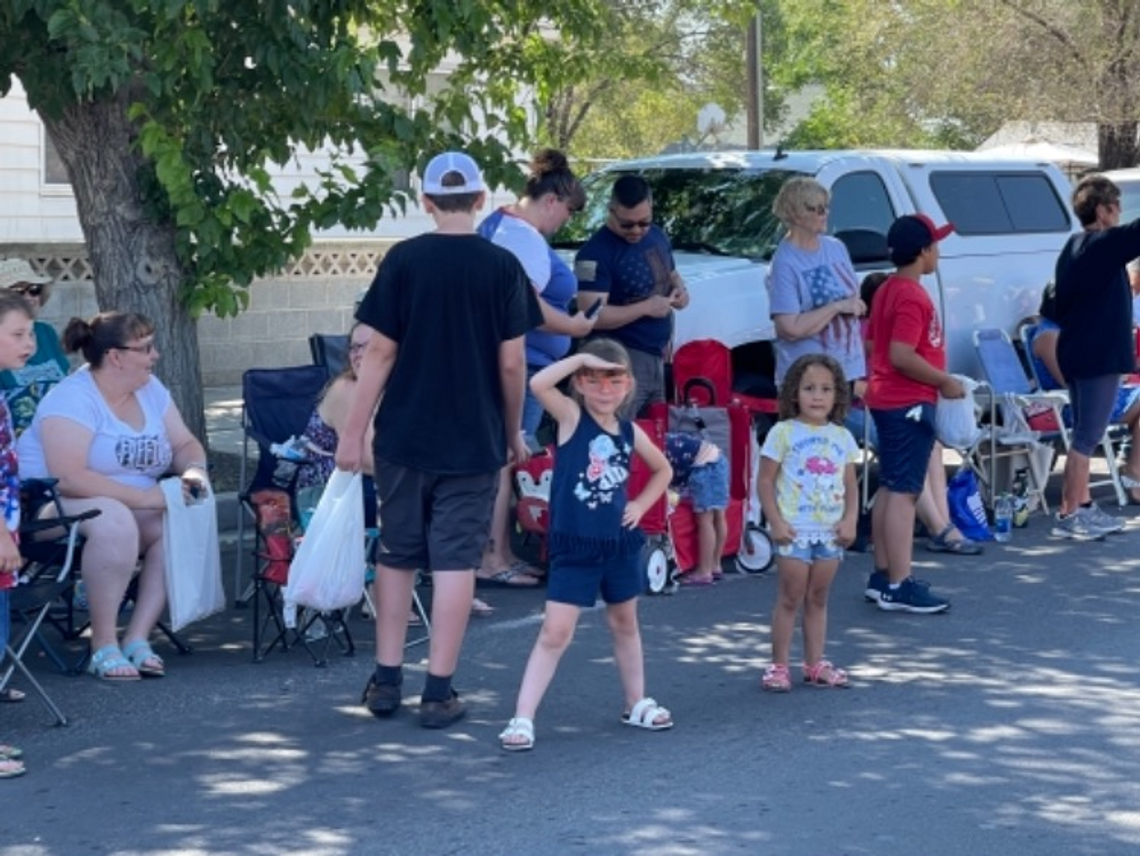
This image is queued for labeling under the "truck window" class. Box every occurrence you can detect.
[930,172,1071,235]
[556,167,804,260]
[827,171,896,238]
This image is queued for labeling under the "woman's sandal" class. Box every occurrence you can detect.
[1119,471,1140,505]
[926,524,984,556]
[0,758,25,779]
[621,697,673,730]
[803,660,850,688]
[87,645,140,682]
[0,744,23,760]
[122,640,165,678]
[762,663,792,693]
[499,716,536,752]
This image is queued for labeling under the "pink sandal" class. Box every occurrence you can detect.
[761,663,791,692]
[803,660,849,688]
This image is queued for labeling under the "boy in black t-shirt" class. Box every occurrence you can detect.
[337,151,532,728]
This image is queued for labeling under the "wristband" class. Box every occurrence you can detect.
[184,462,208,474]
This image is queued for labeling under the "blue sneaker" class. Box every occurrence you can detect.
[864,570,888,602]
[877,577,950,614]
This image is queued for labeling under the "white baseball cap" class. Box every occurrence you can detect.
[422,151,486,196]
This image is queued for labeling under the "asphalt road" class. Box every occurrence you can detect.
[5,515,1140,855]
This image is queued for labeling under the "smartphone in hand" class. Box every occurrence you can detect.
[584,298,604,320]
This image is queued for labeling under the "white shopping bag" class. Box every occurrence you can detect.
[161,477,225,632]
[283,469,365,625]
[935,374,981,450]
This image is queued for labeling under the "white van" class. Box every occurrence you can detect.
[555,150,1080,393]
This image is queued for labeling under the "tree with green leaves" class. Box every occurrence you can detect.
[541,0,774,162]
[0,0,607,438]
[767,1,1140,167]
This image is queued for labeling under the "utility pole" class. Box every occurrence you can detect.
[745,13,763,149]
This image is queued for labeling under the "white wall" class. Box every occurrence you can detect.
[0,79,516,244]
[0,81,84,242]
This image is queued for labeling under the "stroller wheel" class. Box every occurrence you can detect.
[735,524,774,574]
[642,539,674,594]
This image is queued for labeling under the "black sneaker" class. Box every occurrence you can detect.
[877,577,950,614]
[361,677,402,718]
[419,689,466,729]
[864,570,889,603]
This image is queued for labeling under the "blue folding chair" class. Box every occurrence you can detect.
[971,328,1067,512]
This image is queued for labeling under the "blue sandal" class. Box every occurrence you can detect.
[87,645,141,682]
[122,640,165,678]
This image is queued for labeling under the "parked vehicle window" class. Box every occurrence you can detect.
[930,172,1071,235]
[557,167,805,260]
[827,171,896,238]
[1116,177,1140,224]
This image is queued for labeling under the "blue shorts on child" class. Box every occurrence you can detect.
[686,456,729,513]
[870,402,935,495]
[546,552,642,608]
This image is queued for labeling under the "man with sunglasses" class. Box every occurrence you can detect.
[0,259,68,438]
[574,175,689,418]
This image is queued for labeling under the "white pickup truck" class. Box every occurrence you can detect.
[555,149,1080,393]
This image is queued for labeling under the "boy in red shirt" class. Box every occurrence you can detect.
[864,215,964,614]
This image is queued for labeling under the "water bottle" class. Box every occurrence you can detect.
[269,435,307,461]
[994,493,1013,542]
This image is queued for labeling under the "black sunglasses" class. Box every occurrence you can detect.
[12,283,44,297]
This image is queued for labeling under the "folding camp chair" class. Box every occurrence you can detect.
[236,366,358,664]
[309,333,350,380]
[971,328,1069,511]
[234,364,328,603]
[1019,321,1129,507]
[1,480,99,726]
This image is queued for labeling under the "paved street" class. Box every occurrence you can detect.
[5,508,1140,855]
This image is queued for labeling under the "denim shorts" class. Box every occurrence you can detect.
[775,541,845,563]
[870,403,935,494]
[686,456,729,512]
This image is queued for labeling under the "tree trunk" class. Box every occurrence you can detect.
[34,89,208,445]
[1098,121,1140,171]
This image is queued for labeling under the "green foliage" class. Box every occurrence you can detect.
[0,0,609,315]
[541,0,762,159]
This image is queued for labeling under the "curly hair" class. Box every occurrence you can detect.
[772,177,828,228]
[777,353,850,424]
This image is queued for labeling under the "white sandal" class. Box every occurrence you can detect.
[621,697,674,731]
[498,716,535,751]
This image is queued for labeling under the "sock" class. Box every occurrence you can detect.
[1080,502,1092,509]
[373,663,402,686]
[422,672,452,703]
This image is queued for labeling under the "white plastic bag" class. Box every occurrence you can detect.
[935,374,981,450]
[283,469,365,625]
[161,477,225,632]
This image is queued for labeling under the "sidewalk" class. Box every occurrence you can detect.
[204,384,245,536]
